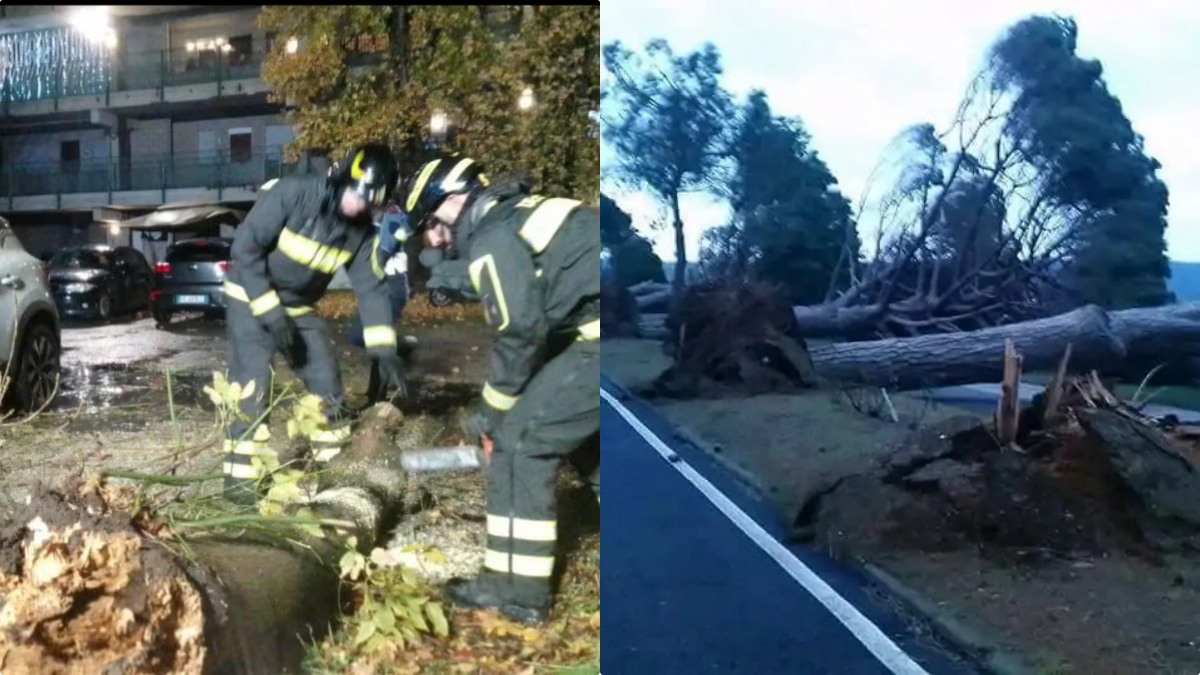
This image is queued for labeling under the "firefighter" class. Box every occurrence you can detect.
[221,143,407,504]
[348,206,414,404]
[396,155,600,624]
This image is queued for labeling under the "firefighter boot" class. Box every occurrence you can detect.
[444,571,552,625]
[222,425,277,505]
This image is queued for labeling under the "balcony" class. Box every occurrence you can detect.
[1,39,386,117]
[0,147,322,211]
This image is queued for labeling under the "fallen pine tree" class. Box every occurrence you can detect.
[0,403,425,675]
[643,281,1200,394]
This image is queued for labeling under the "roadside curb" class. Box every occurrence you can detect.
[861,564,1037,675]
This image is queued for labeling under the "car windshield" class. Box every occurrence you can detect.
[167,244,229,264]
[50,250,110,270]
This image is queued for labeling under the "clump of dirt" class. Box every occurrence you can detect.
[0,480,206,675]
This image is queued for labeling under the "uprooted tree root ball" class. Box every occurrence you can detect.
[794,377,1200,564]
[654,280,820,398]
[0,481,207,675]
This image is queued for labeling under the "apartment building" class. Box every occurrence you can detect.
[0,6,320,256]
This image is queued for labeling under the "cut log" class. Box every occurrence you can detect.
[808,303,1200,390]
[0,404,413,675]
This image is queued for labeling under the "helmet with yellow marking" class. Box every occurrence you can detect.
[330,144,400,208]
[396,154,488,229]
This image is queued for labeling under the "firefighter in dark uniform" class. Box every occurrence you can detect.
[397,155,600,624]
[222,143,407,503]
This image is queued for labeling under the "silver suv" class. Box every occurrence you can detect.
[0,217,61,412]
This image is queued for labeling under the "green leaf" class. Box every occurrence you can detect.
[374,605,396,632]
[353,619,377,646]
[425,601,450,637]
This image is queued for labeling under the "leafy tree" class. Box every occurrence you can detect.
[601,39,734,291]
[258,6,598,198]
[987,15,1172,308]
[601,193,666,287]
[724,91,858,304]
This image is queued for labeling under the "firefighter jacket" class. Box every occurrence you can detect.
[225,176,397,355]
[460,185,601,413]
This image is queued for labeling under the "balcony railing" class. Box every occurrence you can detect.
[1,41,386,105]
[0,147,318,199]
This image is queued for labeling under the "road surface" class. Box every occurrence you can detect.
[601,378,984,675]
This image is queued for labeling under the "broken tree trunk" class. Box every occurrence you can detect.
[808,303,1200,390]
[0,403,410,675]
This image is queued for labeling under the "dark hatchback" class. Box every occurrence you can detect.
[151,237,232,328]
[48,245,154,321]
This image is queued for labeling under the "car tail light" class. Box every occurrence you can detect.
[217,261,229,274]
[155,262,171,274]
[150,290,163,302]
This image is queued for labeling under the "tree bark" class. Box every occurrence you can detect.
[810,303,1200,390]
[641,303,1200,391]
[0,404,411,675]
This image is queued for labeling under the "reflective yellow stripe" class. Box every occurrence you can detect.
[440,158,475,191]
[363,325,397,348]
[468,254,510,331]
[370,237,385,280]
[250,290,282,317]
[484,550,555,578]
[518,198,580,253]
[224,282,309,316]
[405,159,442,213]
[278,228,353,274]
[482,382,518,411]
[349,150,366,180]
[223,462,264,479]
[578,319,600,341]
[486,515,557,542]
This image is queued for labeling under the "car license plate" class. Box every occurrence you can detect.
[176,295,207,304]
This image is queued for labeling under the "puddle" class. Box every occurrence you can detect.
[50,364,215,414]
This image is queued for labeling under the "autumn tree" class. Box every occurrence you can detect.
[258,6,598,198]
[601,39,734,291]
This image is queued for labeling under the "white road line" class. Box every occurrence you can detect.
[601,386,931,675]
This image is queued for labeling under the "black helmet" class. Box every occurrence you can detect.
[397,155,489,228]
[330,144,399,208]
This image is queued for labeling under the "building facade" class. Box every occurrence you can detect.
[0,6,321,256]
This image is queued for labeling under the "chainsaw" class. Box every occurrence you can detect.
[397,435,494,474]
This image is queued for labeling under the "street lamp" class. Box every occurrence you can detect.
[430,110,449,136]
[70,7,118,49]
[285,37,299,55]
[517,86,535,112]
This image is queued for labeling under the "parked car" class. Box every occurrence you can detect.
[47,245,154,321]
[0,217,61,412]
[150,237,232,329]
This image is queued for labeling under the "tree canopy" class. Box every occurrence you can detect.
[258,6,599,199]
[602,39,734,290]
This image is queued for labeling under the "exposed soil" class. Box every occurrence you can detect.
[603,337,1200,674]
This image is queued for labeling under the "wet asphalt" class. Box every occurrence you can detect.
[55,314,228,412]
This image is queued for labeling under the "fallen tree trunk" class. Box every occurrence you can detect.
[0,403,411,675]
[646,302,1200,391]
[808,303,1200,390]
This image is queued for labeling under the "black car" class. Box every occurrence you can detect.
[48,245,154,321]
[151,237,232,328]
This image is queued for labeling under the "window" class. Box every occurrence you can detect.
[227,34,252,66]
[60,140,80,173]
[229,129,253,164]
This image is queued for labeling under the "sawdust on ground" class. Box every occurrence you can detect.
[602,337,1200,674]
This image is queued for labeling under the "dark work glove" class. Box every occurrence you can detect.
[461,401,504,442]
[372,353,408,403]
[265,315,302,367]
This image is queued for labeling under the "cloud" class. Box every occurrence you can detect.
[602,0,1200,261]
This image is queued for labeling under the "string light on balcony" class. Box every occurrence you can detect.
[517,86,535,112]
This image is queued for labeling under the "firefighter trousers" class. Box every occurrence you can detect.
[483,338,600,602]
[223,298,351,493]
